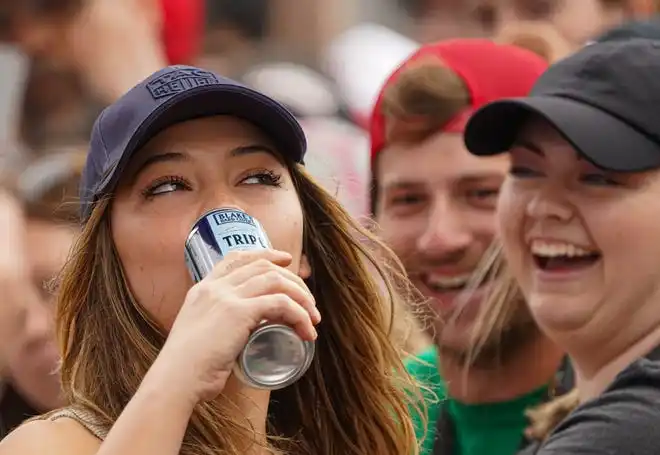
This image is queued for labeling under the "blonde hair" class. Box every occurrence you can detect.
[54,163,425,454]
[465,243,526,366]
[466,244,578,442]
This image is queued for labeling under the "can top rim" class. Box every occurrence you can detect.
[189,207,254,230]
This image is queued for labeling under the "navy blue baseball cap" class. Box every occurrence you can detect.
[464,39,660,172]
[79,65,307,221]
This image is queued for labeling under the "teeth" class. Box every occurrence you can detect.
[530,240,597,258]
[425,273,471,289]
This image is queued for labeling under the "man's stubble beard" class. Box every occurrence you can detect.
[436,297,542,370]
[439,318,541,370]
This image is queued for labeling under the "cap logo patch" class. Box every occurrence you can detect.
[147,68,219,100]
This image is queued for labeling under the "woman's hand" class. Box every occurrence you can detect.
[152,249,320,403]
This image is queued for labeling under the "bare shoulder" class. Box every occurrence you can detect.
[0,418,101,454]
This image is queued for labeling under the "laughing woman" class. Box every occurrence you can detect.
[464,39,660,454]
[0,66,421,455]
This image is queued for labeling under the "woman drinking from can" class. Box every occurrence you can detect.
[0,66,421,455]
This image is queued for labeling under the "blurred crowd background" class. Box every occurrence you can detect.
[1,0,660,440]
[3,0,659,220]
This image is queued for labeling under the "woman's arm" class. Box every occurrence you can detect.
[0,358,196,455]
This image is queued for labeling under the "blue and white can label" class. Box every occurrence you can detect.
[184,208,271,283]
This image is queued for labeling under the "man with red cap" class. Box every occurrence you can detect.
[369,40,565,455]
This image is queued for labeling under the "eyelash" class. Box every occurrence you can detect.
[141,175,190,199]
[245,169,283,187]
[509,166,540,178]
[141,170,283,199]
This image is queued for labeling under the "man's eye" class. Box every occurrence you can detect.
[465,187,500,209]
[466,188,499,199]
[390,194,425,206]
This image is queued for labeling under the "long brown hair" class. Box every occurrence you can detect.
[54,163,425,454]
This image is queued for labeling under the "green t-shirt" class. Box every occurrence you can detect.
[405,345,548,455]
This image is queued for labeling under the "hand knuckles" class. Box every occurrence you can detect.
[254,258,274,270]
[271,293,292,307]
[263,270,285,288]
[222,298,244,315]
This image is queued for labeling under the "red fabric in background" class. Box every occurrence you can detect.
[161,0,204,64]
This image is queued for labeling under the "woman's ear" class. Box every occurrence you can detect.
[298,253,312,279]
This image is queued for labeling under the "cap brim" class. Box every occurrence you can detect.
[464,96,660,172]
[96,84,306,199]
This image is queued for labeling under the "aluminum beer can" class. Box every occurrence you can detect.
[184,208,315,390]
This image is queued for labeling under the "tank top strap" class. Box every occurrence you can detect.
[38,406,109,440]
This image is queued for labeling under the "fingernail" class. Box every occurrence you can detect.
[314,308,322,323]
[312,327,318,339]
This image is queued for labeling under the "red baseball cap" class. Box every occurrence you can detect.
[161,0,204,65]
[368,39,548,161]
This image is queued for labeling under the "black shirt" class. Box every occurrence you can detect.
[531,357,660,454]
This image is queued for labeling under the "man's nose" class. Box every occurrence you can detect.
[416,201,472,255]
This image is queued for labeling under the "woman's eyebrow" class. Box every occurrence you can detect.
[129,151,189,186]
[230,144,283,163]
[511,139,545,156]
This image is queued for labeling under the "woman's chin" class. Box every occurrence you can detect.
[528,293,598,335]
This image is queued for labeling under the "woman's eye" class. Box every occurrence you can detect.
[142,176,190,198]
[241,170,282,186]
[509,166,542,178]
[579,173,620,186]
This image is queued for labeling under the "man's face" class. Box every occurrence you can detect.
[416,0,627,54]
[375,132,509,352]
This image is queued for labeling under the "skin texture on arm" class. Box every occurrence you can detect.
[0,352,196,455]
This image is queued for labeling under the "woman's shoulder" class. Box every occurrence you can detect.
[539,357,660,454]
[0,413,100,455]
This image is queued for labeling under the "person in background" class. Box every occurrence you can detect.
[0,0,202,104]
[493,0,660,62]
[0,194,28,375]
[370,39,565,455]
[402,0,658,61]
[464,37,660,455]
[0,150,84,438]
